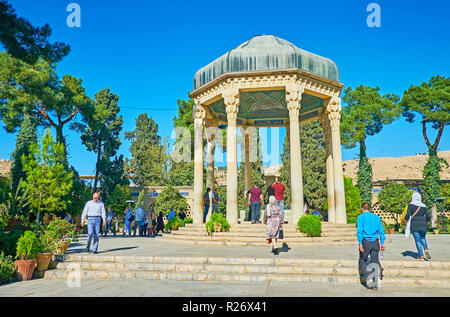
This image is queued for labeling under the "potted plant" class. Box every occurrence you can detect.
[46,216,79,255]
[14,231,39,281]
[35,231,57,271]
[206,213,230,236]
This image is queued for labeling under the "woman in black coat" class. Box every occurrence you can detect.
[406,192,432,260]
[155,212,165,235]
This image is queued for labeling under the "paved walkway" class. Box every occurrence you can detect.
[1,233,450,297]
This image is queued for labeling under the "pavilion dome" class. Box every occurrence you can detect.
[193,35,339,90]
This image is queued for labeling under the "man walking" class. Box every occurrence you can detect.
[211,188,220,214]
[104,207,116,237]
[248,183,264,224]
[356,202,386,290]
[81,193,106,254]
[272,177,285,221]
[133,204,146,237]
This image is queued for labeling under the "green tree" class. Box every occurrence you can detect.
[125,113,168,186]
[65,168,91,220]
[377,182,412,230]
[10,114,37,194]
[21,128,73,224]
[0,0,70,64]
[279,121,327,209]
[401,75,449,207]
[341,85,401,204]
[106,184,132,219]
[0,52,91,163]
[101,155,130,203]
[154,185,188,217]
[344,176,362,224]
[76,88,123,192]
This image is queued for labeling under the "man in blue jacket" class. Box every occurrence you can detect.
[356,202,386,289]
[133,204,146,237]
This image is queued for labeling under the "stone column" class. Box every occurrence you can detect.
[193,103,206,225]
[327,96,347,224]
[224,88,240,225]
[205,121,218,191]
[320,112,336,224]
[286,84,305,225]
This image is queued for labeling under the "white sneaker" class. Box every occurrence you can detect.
[424,250,431,260]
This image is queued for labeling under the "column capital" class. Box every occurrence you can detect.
[223,88,240,122]
[193,103,207,124]
[326,96,341,129]
[286,84,305,116]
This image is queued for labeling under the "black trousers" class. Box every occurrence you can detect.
[359,239,382,282]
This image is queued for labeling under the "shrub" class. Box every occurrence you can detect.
[206,213,230,236]
[46,216,78,241]
[165,217,184,232]
[154,185,189,217]
[0,252,15,284]
[15,231,39,260]
[377,182,412,230]
[297,215,322,237]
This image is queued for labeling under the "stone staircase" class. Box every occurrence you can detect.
[43,255,450,288]
[160,222,367,247]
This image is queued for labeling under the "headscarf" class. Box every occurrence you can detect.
[410,192,427,208]
[268,195,280,215]
[268,195,277,207]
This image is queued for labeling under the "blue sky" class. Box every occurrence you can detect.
[1,0,449,176]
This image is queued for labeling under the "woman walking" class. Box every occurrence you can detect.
[155,211,165,236]
[265,195,283,255]
[406,192,432,260]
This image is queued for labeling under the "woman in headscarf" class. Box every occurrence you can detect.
[265,195,283,255]
[155,211,165,236]
[406,192,432,260]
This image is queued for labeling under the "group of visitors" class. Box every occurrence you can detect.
[356,191,432,290]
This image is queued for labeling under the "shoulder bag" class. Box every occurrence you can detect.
[404,205,421,238]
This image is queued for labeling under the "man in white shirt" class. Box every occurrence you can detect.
[81,193,106,254]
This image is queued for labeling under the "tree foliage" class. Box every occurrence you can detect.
[341,85,400,204]
[125,113,168,186]
[377,182,412,228]
[0,0,70,64]
[401,75,449,208]
[21,128,73,223]
[344,176,362,224]
[154,185,188,217]
[76,88,123,192]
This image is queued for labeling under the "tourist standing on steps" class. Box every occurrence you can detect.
[81,193,106,254]
[143,209,149,237]
[211,188,220,214]
[104,207,116,237]
[123,207,132,236]
[248,183,264,224]
[406,192,432,261]
[265,195,283,255]
[203,188,211,223]
[356,202,386,290]
[272,177,285,222]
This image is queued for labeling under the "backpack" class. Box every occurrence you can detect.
[129,214,135,222]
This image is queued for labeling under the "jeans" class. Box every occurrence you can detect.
[212,204,219,214]
[251,202,261,223]
[134,221,145,236]
[412,231,428,257]
[105,221,115,235]
[358,239,382,285]
[86,217,102,252]
[203,205,210,223]
[276,200,284,221]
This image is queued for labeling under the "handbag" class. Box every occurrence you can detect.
[405,205,421,238]
[279,229,284,240]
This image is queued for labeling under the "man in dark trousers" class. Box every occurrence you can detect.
[356,202,386,290]
[203,188,211,223]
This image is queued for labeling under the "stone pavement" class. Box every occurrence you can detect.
[1,233,450,297]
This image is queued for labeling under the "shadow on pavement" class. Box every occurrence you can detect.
[99,247,139,254]
[279,243,291,253]
[402,250,419,259]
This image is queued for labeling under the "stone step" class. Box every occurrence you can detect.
[50,261,450,279]
[182,223,356,229]
[161,233,356,243]
[44,255,450,288]
[56,255,450,269]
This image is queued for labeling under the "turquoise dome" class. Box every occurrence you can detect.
[193,35,339,90]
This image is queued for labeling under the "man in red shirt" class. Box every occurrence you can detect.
[248,183,264,224]
[271,177,285,221]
